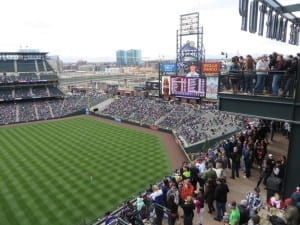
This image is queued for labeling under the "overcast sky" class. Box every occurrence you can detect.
[0,0,299,62]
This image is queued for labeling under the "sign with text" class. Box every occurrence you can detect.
[180,12,199,35]
[201,62,220,74]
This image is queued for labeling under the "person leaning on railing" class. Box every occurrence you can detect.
[270,54,286,96]
[243,55,256,94]
[254,55,269,95]
[229,56,242,94]
[281,57,298,97]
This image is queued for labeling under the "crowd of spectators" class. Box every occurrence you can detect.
[0,95,109,125]
[101,96,174,123]
[101,119,298,225]
[100,96,243,146]
[0,103,16,125]
[223,52,299,97]
[0,86,66,100]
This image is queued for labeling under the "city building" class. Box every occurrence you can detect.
[116,49,142,66]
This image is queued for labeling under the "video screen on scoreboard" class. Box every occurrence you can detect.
[177,61,200,77]
[171,76,206,97]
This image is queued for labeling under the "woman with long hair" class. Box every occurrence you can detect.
[243,54,256,94]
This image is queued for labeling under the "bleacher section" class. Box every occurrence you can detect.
[100,96,243,147]
[0,96,109,125]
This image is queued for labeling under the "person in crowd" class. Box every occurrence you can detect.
[282,198,299,225]
[268,192,285,210]
[194,190,205,225]
[150,185,164,225]
[166,194,178,225]
[229,56,242,94]
[270,54,286,96]
[245,187,262,217]
[229,201,240,225]
[181,164,191,180]
[136,195,145,211]
[254,54,269,94]
[214,178,230,221]
[221,149,230,171]
[243,55,256,94]
[167,183,180,205]
[180,195,195,225]
[247,214,260,225]
[189,161,200,190]
[281,56,298,97]
[256,154,275,188]
[162,178,170,205]
[103,211,116,225]
[214,159,227,181]
[238,200,250,225]
[180,179,194,203]
[120,201,137,225]
[254,140,266,169]
[223,211,230,225]
[205,177,217,214]
[202,162,217,184]
[265,170,283,201]
[243,142,253,178]
[196,158,206,189]
[230,146,241,179]
[290,186,300,209]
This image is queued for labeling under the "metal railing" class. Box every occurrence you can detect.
[218,70,297,98]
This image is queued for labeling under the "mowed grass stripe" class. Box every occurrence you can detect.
[0,117,171,225]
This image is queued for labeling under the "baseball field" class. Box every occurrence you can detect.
[0,116,172,225]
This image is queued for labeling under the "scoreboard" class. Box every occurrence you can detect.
[171,76,206,98]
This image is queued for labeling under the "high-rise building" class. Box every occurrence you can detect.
[126,49,142,66]
[116,50,127,66]
[116,49,142,66]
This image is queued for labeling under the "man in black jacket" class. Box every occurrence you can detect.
[238,200,250,225]
[214,178,229,221]
[231,146,241,179]
[281,57,298,97]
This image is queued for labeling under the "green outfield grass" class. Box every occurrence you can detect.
[0,117,171,225]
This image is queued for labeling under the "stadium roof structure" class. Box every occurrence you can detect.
[0,52,48,55]
[239,0,300,45]
[269,0,300,24]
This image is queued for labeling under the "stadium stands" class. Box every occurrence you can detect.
[100,96,243,146]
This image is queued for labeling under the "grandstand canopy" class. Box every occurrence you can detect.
[0,52,49,60]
